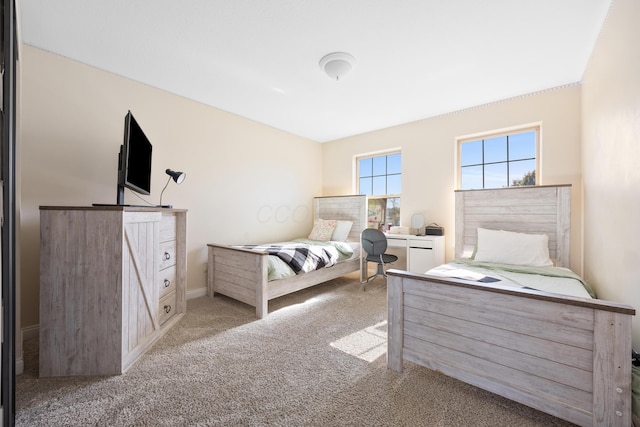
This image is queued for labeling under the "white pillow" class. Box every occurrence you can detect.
[308,219,337,241]
[474,228,553,267]
[331,220,353,242]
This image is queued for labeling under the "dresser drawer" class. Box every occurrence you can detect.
[159,240,176,270]
[160,214,177,242]
[408,239,433,249]
[158,291,177,325]
[159,265,177,298]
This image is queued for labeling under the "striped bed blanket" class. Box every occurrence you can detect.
[241,242,338,275]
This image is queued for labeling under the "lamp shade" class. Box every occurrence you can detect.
[165,169,186,184]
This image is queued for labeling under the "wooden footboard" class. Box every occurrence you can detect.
[387,270,635,427]
[208,244,269,317]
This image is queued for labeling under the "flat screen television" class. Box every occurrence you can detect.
[116,111,152,205]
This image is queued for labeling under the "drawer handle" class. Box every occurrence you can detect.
[163,251,171,261]
[164,304,172,314]
[163,279,171,288]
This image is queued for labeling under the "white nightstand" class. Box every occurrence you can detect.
[385,234,445,274]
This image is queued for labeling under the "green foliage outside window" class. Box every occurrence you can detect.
[512,170,535,186]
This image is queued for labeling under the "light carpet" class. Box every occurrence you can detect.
[16,272,575,426]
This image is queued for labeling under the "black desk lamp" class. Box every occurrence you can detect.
[160,169,186,208]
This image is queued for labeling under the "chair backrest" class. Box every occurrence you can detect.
[361,228,388,256]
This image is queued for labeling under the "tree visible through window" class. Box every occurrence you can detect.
[358,152,401,229]
[459,129,537,190]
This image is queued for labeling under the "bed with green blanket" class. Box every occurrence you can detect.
[387,185,635,426]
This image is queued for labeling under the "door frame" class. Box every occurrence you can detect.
[2,0,18,424]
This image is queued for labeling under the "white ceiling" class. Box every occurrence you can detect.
[19,0,611,142]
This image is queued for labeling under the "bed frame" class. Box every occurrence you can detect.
[208,195,367,318]
[387,185,635,426]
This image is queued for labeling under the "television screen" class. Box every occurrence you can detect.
[118,111,152,203]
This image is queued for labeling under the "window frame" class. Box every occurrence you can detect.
[456,124,540,190]
[355,149,402,229]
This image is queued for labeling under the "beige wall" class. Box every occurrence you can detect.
[582,0,640,347]
[20,46,322,329]
[322,86,584,270]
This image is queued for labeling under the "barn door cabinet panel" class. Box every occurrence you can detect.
[39,206,187,377]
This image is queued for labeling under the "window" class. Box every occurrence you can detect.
[458,127,538,190]
[358,152,401,229]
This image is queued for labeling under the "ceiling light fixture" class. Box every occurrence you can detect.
[319,52,355,81]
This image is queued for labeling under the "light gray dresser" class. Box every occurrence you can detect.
[39,206,187,377]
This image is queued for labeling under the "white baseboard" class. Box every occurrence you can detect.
[16,355,24,375]
[15,326,35,375]
[187,287,207,299]
[17,325,39,375]
[22,324,39,341]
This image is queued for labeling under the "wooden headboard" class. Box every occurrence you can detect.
[313,195,367,243]
[454,185,571,268]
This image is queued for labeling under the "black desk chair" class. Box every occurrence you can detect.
[361,228,398,289]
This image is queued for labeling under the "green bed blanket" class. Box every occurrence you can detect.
[450,258,597,298]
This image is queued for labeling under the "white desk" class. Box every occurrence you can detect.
[385,233,445,274]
